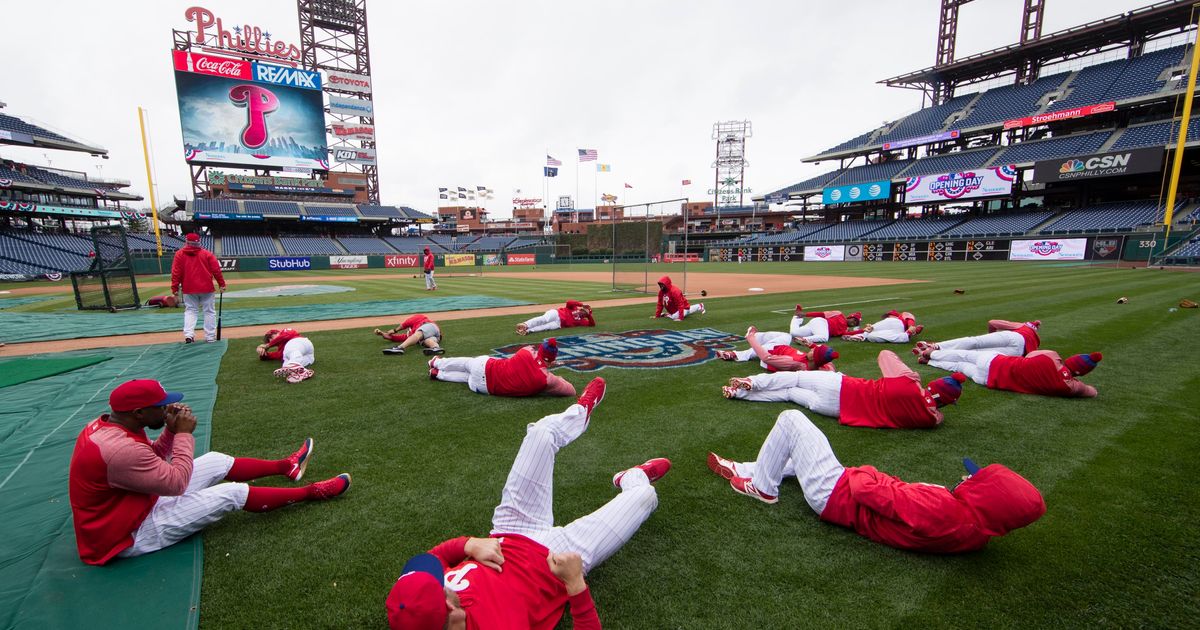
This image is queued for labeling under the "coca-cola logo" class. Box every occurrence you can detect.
[1029,241,1063,256]
[196,56,244,76]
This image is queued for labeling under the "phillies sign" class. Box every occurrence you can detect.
[492,328,742,372]
[1003,102,1115,130]
[184,6,302,64]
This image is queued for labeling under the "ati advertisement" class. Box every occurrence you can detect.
[1032,147,1164,183]
[1009,238,1087,261]
[384,254,419,268]
[506,253,536,265]
[329,255,368,269]
[904,165,1017,203]
[173,50,329,170]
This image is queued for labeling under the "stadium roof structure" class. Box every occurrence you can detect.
[0,110,109,156]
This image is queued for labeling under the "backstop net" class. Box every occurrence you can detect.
[609,198,686,293]
[71,224,140,310]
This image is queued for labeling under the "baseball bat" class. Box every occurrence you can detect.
[216,291,224,341]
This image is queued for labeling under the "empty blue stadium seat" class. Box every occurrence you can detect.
[992,131,1112,165]
[1040,200,1169,233]
[875,93,976,145]
[1048,58,1126,111]
[0,113,74,143]
[278,237,343,255]
[303,205,359,217]
[941,211,1056,237]
[384,236,440,253]
[243,201,301,216]
[221,235,278,256]
[835,159,913,186]
[800,220,893,242]
[1105,46,1190,102]
[956,73,1071,129]
[0,230,92,271]
[863,217,966,240]
[356,205,404,218]
[1110,116,1200,150]
[900,148,999,178]
[191,199,240,214]
[337,236,395,253]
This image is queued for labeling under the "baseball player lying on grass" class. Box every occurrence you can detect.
[652,275,704,321]
[788,305,862,344]
[69,379,351,566]
[842,310,923,343]
[724,350,966,429]
[914,319,1041,358]
[706,410,1046,552]
[376,314,445,356]
[386,377,669,629]
[517,300,596,335]
[717,325,839,372]
[919,345,1101,398]
[257,328,315,384]
[145,295,178,308]
[429,338,576,397]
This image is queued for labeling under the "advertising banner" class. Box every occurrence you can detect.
[822,180,890,205]
[662,253,701,262]
[217,258,239,272]
[384,254,419,268]
[904,165,1017,203]
[1031,147,1163,183]
[208,170,322,188]
[506,253,536,265]
[1008,238,1087,261]
[1003,102,1115,130]
[0,201,123,218]
[300,215,358,223]
[330,147,377,165]
[483,254,501,266]
[804,245,846,261]
[882,129,960,151]
[330,123,375,141]
[445,254,476,267]
[268,257,312,270]
[174,52,328,170]
[194,212,263,221]
[0,129,35,145]
[330,255,368,269]
[325,69,372,94]
[328,94,374,117]
[1089,236,1123,261]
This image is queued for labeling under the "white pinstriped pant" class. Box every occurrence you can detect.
[666,304,703,321]
[433,355,490,394]
[729,370,843,417]
[732,331,793,365]
[490,404,659,574]
[282,337,315,368]
[789,315,830,343]
[424,270,436,289]
[182,292,216,341]
[117,452,247,558]
[522,309,563,333]
[859,317,909,343]
[732,411,845,514]
[928,349,998,386]
[936,330,1025,356]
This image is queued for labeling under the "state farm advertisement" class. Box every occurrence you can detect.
[804,245,845,261]
[1008,238,1087,261]
[1003,102,1115,130]
[904,165,1017,203]
[506,253,536,265]
[329,255,367,269]
[384,254,419,268]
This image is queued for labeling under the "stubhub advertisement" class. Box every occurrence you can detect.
[269,257,312,270]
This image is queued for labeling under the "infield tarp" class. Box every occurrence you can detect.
[0,355,111,389]
[0,295,531,343]
[0,342,225,630]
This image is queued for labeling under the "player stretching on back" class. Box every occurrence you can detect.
[386,378,670,629]
[429,338,576,397]
[376,314,445,356]
[789,306,862,344]
[717,325,839,372]
[914,319,1041,358]
[920,345,1101,398]
[258,328,315,384]
[517,300,596,335]
[842,310,922,343]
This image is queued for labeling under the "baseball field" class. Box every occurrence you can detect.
[2,261,1197,628]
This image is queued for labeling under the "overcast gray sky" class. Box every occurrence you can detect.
[0,0,1150,218]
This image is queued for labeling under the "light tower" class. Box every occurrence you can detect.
[711,120,751,216]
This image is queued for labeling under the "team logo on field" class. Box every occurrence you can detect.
[492,328,741,372]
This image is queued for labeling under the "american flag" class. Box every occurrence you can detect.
[578,149,598,162]
[546,154,562,167]
[624,183,633,189]
[681,179,692,186]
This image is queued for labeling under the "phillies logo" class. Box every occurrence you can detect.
[1029,241,1063,256]
[228,84,278,149]
[492,328,742,372]
[814,247,831,258]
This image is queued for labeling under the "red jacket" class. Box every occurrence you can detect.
[260,328,302,361]
[819,463,1046,553]
[170,243,225,295]
[556,300,595,328]
[838,351,942,429]
[654,276,689,317]
[423,250,435,272]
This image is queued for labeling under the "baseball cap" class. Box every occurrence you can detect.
[963,457,981,475]
[1064,352,1102,376]
[185,233,200,243]
[810,344,838,369]
[926,372,967,407]
[386,553,447,629]
[109,379,184,412]
[538,338,559,364]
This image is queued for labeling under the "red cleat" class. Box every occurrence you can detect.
[722,385,738,399]
[716,350,737,361]
[308,473,352,500]
[728,376,753,391]
[794,304,804,316]
[730,476,778,504]
[578,377,606,418]
[285,437,314,481]
[612,457,672,488]
[707,452,738,479]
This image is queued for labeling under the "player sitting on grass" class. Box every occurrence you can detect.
[717,325,838,372]
[919,345,1101,398]
[842,310,923,343]
[517,300,595,335]
[69,379,351,566]
[914,319,1041,358]
[386,377,670,629]
[257,328,315,384]
[376,313,444,356]
[724,349,966,430]
[705,409,1045,553]
[429,338,576,397]
[652,275,704,321]
[789,305,862,343]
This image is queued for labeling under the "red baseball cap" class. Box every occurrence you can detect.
[386,553,447,629]
[109,379,184,412]
[185,233,201,243]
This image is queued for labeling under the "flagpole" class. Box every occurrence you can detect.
[593,166,598,218]
[575,152,580,214]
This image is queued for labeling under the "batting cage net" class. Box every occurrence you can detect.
[608,198,685,293]
[71,224,140,310]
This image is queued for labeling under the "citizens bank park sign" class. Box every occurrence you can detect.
[492,328,742,372]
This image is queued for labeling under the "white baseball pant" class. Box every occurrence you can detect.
[857,317,909,343]
[434,355,490,394]
[182,292,217,342]
[117,452,247,558]
[666,304,703,321]
[928,349,997,386]
[729,370,843,417]
[522,309,563,333]
[935,330,1025,356]
[734,411,845,514]
[424,270,437,290]
[789,316,830,343]
[282,337,315,368]
[732,331,793,363]
[490,403,659,574]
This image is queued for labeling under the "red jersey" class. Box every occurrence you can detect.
[654,276,689,317]
[485,349,550,396]
[986,354,1072,396]
[261,328,302,361]
[764,345,808,373]
[1013,325,1040,354]
[423,251,435,272]
[838,375,941,429]
[556,301,595,328]
[825,313,849,338]
[170,243,225,295]
[819,464,1046,553]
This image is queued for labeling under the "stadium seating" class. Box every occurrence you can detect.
[1047,59,1127,111]
[818,128,879,155]
[384,236,441,253]
[874,93,977,146]
[835,159,913,186]
[191,199,240,214]
[0,165,42,185]
[1110,115,1200,151]
[1039,200,1168,234]
[356,205,404,218]
[427,235,463,251]
[22,165,94,189]
[1104,45,1190,102]
[303,205,359,217]
[506,237,542,249]
[466,236,517,252]
[1169,238,1200,259]
[0,231,91,271]
[200,235,215,253]
[243,201,301,217]
[899,148,999,178]
[940,210,1056,237]
[955,73,1072,129]
[863,217,966,240]
[337,236,396,254]
[0,113,74,143]
[278,236,343,255]
[991,130,1112,165]
[6,230,94,255]
[221,235,278,256]
[800,219,893,242]
[125,232,185,251]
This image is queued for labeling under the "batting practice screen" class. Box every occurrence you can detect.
[610,199,683,293]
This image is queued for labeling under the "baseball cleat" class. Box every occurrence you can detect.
[722,385,739,399]
[716,350,737,361]
[698,303,706,314]
[422,347,445,356]
[308,473,352,500]
[794,304,804,316]
[286,438,314,481]
[578,377,606,418]
[707,452,738,479]
[516,323,528,336]
[842,334,865,342]
[382,346,405,355]
[1027,320,1041,329]
[728,376,753,391]
[184,337,195,344]
[429,367,439,380]
[911,341,931,356]
[612,457,672,488]
[287,368,314,384]
[911,325,924,337]
[428,357,439,370]
[729,476,778,504]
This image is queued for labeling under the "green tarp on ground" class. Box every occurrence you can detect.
[0,296,55,310]
[0,355,112,389]
[0,342,226,630]
[0,295,531,343]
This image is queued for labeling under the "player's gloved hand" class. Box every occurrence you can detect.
[547,552,587,596]
[165,404,197,434]
[465,537,505,572]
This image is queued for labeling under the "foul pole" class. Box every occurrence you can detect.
[138,107,164,272]
[1156,17,1200,263]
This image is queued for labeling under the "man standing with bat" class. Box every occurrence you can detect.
[170,233,226,344]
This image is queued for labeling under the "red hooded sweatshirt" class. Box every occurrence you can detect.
[423,248,435,272]
[819,463,1046,553]
[260,328,302,361]
[556,300,596,328]
[654,276,689,317]
[170,243,225,295]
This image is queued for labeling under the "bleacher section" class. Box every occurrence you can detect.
[941,211,1056,237]
[356,205,403,218]
[191,199,240,214]
[278,236,343,255]
[1105,46,1190,102]
[465,236,516,252]
[875,93,977,147]
[507,237,542,249]
[0,165,42,186]
[1039,200,1166,234]
[1110,115,1200,151]
[383,236,440,253]
[1048,59,1128,111]
[427,235,461,251]
[0,113,73,144]
[864,217,966,240]
[992,130,1113,165]
[302,205,359,217]
[337,236,396,254]
[834,159,913,186]
[802,219,893,242]
[200,235,215,253]
[221,235,278,257]
[242,201,301,217]
[1169,238,1200,259]
[899,148,999,178]
[956,73,1071,129]
[0,231,91,272]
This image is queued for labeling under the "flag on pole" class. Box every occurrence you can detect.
[544,167,559,177]
[578,149,598,162]
[439,194,448,199]
[457,187,466,192]
[624,183,633,189]
[438,187,448,192]
[596,163,611,172]
[546,155,562,167]
[681,179,692,186]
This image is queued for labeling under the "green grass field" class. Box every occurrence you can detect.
[179,262,1196,628]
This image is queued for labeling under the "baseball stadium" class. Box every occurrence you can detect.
[0,1,1197,629]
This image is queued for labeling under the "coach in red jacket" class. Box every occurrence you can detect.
[652,275,704,321]
[170,233,226,343]
[707,410,1046,552]
[422,247,437,290]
